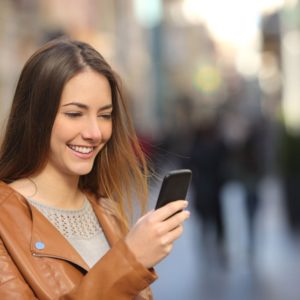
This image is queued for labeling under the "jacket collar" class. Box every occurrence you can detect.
[29,203,90,271]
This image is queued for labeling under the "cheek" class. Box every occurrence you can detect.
[50,118,74,145]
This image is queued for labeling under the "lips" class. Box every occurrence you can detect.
[67,144,94,154]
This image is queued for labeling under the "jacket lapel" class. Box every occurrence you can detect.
[29,203,90,271]
[30,194,122,270]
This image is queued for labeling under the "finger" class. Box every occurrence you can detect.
[162,224,184,246]
[154,200,188,221]
[162,210,190,231]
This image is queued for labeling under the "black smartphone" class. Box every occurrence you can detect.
[155,169,192,210]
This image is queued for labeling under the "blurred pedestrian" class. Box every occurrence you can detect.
[189,119,227,262]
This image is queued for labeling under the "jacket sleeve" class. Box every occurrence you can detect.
[61,239,157,300]
[0,237,156,300]
[0,238,38,300]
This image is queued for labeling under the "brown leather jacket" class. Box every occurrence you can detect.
[0,182,157,299]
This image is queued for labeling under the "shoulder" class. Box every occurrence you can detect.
[0,181,30,216]
[0,182,33,240]
[0,181,20,206]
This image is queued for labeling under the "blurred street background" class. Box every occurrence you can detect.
[1,1,300,299]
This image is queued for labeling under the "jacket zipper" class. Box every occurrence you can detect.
[31,252,89,272]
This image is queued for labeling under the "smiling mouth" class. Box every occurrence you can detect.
[67,144,94,154]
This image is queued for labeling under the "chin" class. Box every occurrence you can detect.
[69,165,94,176]
[74,169,93,176]
[70,160,96,174]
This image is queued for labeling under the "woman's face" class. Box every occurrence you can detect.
[48,69,113,178]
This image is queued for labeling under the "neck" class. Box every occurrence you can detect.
[29,166,84,209]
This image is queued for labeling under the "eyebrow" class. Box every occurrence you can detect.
[62,102,113,111]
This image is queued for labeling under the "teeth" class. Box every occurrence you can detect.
[68,145,93,154]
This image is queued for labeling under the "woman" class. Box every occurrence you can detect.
[0,38,189,299]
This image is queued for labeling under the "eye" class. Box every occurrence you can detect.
[98,113,112,120]
[64,112,83,118]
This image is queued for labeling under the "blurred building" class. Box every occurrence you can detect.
[2,1,300,300]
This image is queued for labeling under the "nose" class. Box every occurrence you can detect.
[81,118,102,142]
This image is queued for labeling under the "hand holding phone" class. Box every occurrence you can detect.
[155,169,192,210]
[125,169,191,268]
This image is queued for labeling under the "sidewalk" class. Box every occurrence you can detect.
[150,175,300,300]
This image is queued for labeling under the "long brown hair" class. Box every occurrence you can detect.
[0,37,149,224]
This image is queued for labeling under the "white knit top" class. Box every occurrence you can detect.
[28,197,110,268]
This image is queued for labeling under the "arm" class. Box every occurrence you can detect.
[0,236,155,300]
[61,239,156,300]
[62,201,189,299]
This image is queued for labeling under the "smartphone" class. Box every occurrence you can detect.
[155,169,192,210]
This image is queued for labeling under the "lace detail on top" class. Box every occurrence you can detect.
[28,197,102,240]
[27,197,110,267]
